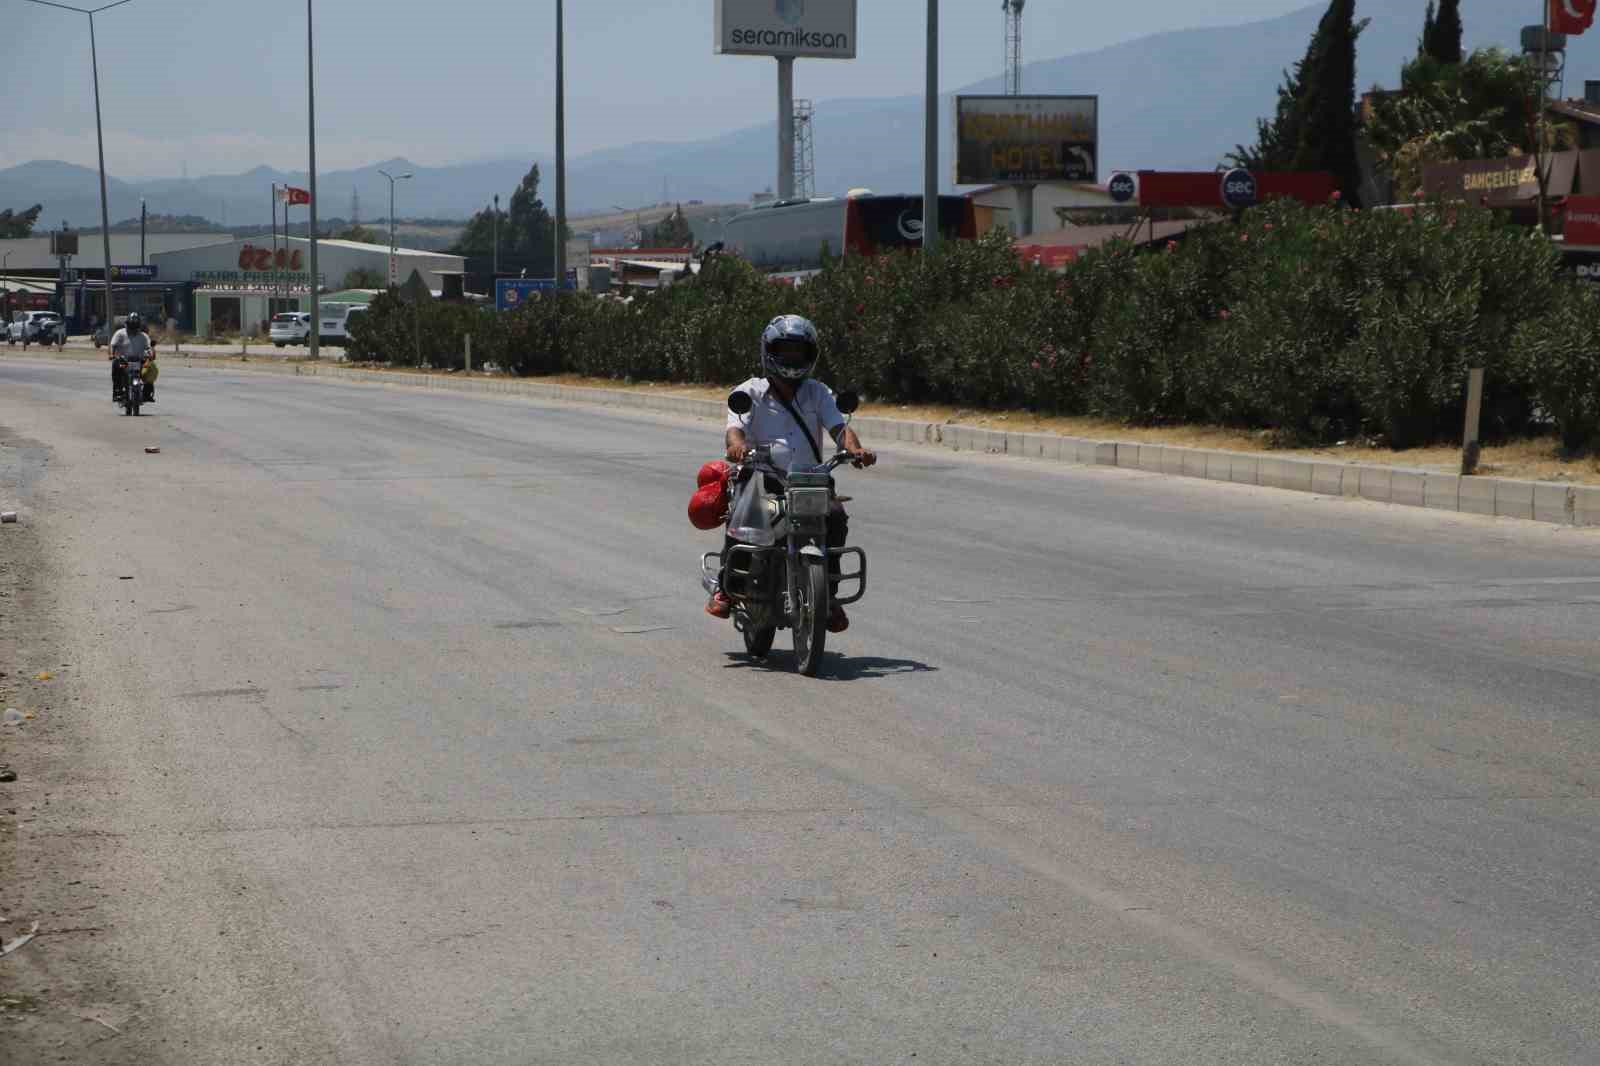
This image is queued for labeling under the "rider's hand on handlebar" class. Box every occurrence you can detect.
[726,442,748,463]
[850,448,877,469]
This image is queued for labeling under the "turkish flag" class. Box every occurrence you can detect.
[1550,0,1596,35]
[281,185,311,206]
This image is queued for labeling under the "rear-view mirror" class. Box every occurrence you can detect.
[836,390,860,415]
[728,390,753,415]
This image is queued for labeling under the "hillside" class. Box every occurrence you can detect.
[2,0,1591,225]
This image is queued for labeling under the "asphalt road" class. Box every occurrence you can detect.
[1,357,1597,1065]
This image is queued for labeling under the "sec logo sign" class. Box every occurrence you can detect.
[1221,168,1258,209]
[1108,172,1137,204]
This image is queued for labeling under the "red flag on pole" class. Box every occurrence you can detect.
[281,185,312,206]
[1550,0,1597,35]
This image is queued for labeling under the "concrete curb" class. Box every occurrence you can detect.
[10,350,1597,530]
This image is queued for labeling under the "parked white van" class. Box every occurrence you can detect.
[317,303,368,347]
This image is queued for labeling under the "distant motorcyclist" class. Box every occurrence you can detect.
[109,312,154,402]
[708,314,875,632]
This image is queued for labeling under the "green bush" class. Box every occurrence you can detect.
[1511,286,1600,453]
[341,199,1600,451]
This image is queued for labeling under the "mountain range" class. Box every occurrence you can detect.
[2,0,1591,228]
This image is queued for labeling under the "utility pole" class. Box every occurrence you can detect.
[493,194,500,276]
[923,0,940,251]
[306,0,321,359]
[554,0,568,287]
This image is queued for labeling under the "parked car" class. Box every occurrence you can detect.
[269,312,313,347]
[317,303,368,347]
[8,311,64,346]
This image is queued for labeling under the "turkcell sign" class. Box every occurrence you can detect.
[109,265,158,281]
[954,95,1099,185]
[715,0,857,59]
[496,277,575,311]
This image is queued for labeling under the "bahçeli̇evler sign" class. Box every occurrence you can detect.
[954,95,1099,185]
[715,0,857,59]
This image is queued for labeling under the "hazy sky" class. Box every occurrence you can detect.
[4,0,1312,178]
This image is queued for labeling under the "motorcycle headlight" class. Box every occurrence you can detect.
[786,487,830,518]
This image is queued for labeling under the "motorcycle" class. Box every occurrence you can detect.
[120,355,146,416]
[699,389,868,677]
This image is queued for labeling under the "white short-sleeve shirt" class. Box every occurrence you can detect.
[727,377,845,473]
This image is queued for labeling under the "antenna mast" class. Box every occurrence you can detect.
[793,99,815,200]
[1004,0,1024,95]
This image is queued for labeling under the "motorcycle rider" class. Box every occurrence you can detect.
[708,314,876,632]
[109,312,155,402]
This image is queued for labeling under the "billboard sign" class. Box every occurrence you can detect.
[1564,195,1600,245]
[955,95,1098,185]
[715,0,857,59]
[496,276,576,311]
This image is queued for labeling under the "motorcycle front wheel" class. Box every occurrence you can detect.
[792,556,829,677]
[743,622,776,658]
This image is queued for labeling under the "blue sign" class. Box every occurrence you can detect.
[109,264,159,281]
[1220,168,1258,210]
[1107,172,1137,204]
[495,275,577,311]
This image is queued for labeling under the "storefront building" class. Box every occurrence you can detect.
[151,237,463,337]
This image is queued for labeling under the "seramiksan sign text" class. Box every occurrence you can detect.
[715,0,857,59]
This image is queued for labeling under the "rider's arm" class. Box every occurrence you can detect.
[725,426,748,462]
[829,424,876,466]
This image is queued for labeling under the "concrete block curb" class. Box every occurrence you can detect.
[1424,473,1461,512]
[1310,462,1344,497]
[1534,482,1575,525]
[1459,477,1496,517]
[1575,485,1600,527]
[1391,470,1426,509]
[157,357,1600,531]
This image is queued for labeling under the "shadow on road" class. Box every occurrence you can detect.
[723,652,938,681]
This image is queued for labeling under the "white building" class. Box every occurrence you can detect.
[151,236,463,337]
[965,182,1119,236]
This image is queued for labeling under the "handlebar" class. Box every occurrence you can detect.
[735,445,858,475]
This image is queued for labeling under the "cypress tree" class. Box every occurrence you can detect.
[1291,0,1367,206]
[1428,0,1463,65]
[1419,0,1437,59]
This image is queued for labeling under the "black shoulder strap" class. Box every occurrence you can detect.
[772,388,823,464]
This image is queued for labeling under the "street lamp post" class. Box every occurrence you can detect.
[493,194,500,276]
[22,0,134,332]
[378,168,412,287]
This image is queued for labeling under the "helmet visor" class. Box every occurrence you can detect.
[767,338,815,370]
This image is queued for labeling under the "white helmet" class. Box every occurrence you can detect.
[760,314,819,382]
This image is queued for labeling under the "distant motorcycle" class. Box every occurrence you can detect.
[119,355,146,416]
[699,389,868,677]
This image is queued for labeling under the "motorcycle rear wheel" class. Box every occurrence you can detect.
[792,557,829,677]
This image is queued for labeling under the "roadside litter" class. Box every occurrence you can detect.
[1,923,40,958]
[0,512,16,524]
